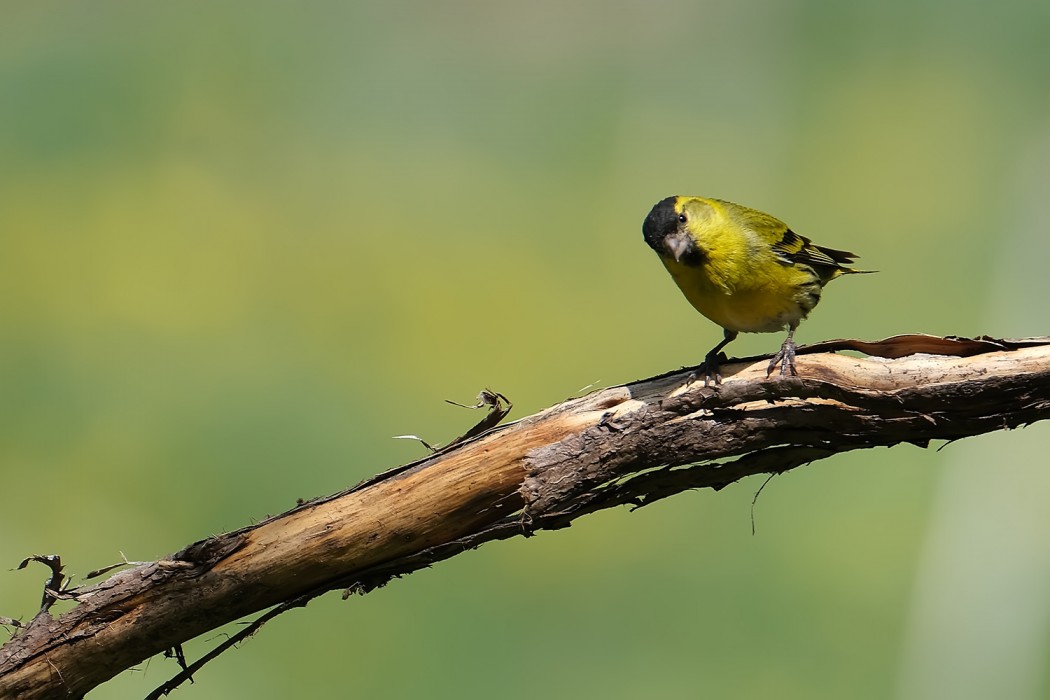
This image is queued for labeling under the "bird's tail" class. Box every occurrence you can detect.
[814,245,876,277]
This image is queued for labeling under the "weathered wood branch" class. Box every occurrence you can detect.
[2,334,1049,699]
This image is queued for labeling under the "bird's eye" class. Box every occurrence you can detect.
[678,214,687,223]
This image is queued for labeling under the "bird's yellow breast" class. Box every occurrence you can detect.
[662,255,814,333]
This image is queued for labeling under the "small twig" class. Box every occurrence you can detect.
[396,390,513,454]
[86,552,146,580]
[392,434,438,451]
[161,644,192,687]
[441,389,512,449]
[144,594,317,700]
[751,474,777,536]
[16,556,66,614]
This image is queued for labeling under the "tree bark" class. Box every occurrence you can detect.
[2,335,1048,699]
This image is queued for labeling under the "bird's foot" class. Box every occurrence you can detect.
[699,350,728,386]
[766,338,798,377]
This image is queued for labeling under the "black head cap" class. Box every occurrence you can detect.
[642,196,680,252]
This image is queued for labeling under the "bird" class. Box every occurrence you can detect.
[642,195,870,383]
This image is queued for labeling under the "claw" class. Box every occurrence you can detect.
[766,326,799,378]
[698,329,737,386]
[700,350,726,386]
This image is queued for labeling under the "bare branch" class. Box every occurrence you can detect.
[1,335,1048,699]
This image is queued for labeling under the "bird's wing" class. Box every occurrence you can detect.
[771,228,858,268]
[718,199,860,270]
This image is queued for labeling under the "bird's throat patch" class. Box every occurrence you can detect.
[674,246,704,266]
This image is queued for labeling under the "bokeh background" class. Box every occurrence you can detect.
[2,1,1049,698]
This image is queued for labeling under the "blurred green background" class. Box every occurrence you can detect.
[2,1,1049,698]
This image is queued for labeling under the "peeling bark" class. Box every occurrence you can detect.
[1,335,1048,699]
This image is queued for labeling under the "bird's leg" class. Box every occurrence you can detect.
[700,329,738,386]
[767,325,798,377]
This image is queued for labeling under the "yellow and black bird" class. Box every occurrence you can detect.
[642,196,869,382]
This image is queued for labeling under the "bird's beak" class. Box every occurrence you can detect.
[665,233,692,263]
